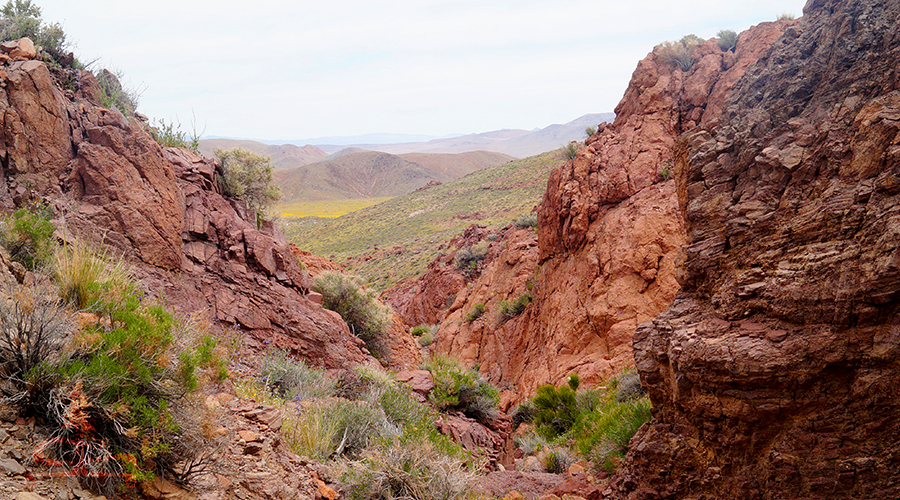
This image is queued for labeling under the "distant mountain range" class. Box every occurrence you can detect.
[200,113,614,163]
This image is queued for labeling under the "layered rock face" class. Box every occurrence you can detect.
[612,0,900,498]
[424,21,791,402]
[0,48,371,368]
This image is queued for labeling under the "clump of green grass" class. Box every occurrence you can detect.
[151,115,202,155]
[0,204,55,271]
[260,347,335,401]
[465,303,485,323]
[515,370,652,474]
[499,292,532,323]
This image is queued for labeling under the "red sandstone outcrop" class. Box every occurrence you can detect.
[408,22,792,402]
[0,45,372,369]
[610,0,900,498]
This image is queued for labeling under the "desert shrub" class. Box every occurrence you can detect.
[514,433,549,456]
[499,292,532,323]
[418,330,434,347]
[423,355,499,422]
[454,241,488,271]
[533,373,580,440]
[341,442,474,500]
[53,238,135,313]
[0,0,68,61]
[717,29,738,52]
[584,125,597,139]
[0,280,71,397]
[514,212,537,229]
[313,271,390,355]
[542,448,577,474]
[1,205,55,271]
[260,347,335,401]
[659,160,672,181]
[215,148,282,217]
[657,34,703,71]
[465,303,485,323]
[96,68,141,116]
[614,371,646,402]
[511,399,536,429]
[777,12,796,21]
[562,142,579,160]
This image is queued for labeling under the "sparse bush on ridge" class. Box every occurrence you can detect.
[454,241,488,271]
[657,34,704,71]
[151,113,203,155]
[215,147,282,219]
[96,68,142,116]
[777,12,796,21]
[584,125,597,139]
[717,29,738,52]
[563,142,579,160]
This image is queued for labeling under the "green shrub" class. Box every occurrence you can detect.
[499,292,532,323]
[1,205,55,271]
[584,125,597,139]
[562,142,579,160]
[657,34,703,71]
[533,373,580,440]
[454,241,488,271]
[260,347,335,401]
[0,0,69,62]
[465,303,485,323]
[716,29,738,52]
[313,271,390,356]
[215,148,282,218]
[542,448,577,474]
[423,355,499,422]
[573,395,651,473]
[410,324,437,337]
[659,160,672,181]
[418,330,434,347]
[514,213,537,229]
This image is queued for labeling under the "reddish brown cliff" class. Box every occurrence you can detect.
[409,21,792,402]
[611,0,900,498]
[0,48,372,369]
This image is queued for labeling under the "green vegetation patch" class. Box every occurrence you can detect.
[277,197,395,218]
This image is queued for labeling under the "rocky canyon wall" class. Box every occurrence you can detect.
[0,50,372,368]
[403,20,792,403]
[611,0,900,498]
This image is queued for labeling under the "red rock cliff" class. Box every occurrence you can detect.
[0,52,371,368]
[611,0,900,498]
[416,21,791,402]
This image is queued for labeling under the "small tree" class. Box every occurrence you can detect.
[0,0,68,60]
[716,29,738,52]
[215,148,282,218]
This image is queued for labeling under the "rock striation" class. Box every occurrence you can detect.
[0,42,371,369]
[611,0,900,498]
[410,20,792,402]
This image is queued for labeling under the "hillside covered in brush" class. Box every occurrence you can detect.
[282,149,562,290]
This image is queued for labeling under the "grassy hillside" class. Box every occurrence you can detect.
[281,148,566,290]
[199,138,327,170]
[274,150,514,204]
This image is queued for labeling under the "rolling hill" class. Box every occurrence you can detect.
[274,150,514,204]
[198,139,328,170]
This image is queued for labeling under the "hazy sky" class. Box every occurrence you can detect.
[33,1,807,141]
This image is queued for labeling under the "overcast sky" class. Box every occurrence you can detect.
[33,0,806,141]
